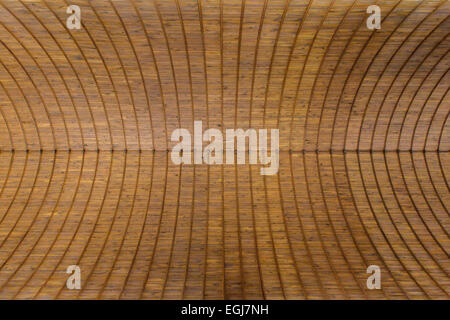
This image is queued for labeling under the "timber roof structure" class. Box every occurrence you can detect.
[0,0,448,299]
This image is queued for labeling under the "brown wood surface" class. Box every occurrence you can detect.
[0,0,448,299]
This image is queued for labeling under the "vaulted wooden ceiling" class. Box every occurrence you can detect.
[0,0,448,299]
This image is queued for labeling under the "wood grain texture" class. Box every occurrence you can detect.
[0,0,448,299]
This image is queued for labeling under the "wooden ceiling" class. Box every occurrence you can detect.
[0,0,448,299]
